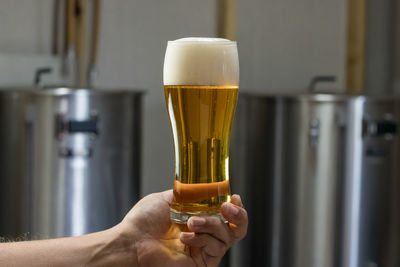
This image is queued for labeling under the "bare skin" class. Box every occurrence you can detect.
[0,190,248,267]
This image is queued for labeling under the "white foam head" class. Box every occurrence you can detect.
[163,37,239,86]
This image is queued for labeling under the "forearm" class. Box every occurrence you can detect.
[0,225,138,267]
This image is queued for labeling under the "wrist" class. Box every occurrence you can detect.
[86,224,139,266]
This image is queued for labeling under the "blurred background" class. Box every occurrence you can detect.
[0,0,350,194]
[0,0,399,266]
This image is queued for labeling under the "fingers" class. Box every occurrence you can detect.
[179,197,248,266]
[180,232,227,257]
[221,198,248,240]
[230,194,244,208]
[187,216,232,246]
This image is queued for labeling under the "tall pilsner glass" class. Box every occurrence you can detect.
[163,38,239,223]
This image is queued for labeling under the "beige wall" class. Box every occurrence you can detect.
[0,0,52,54]
[237,0,347,93]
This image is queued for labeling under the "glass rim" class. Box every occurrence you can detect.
[167,38,237,46]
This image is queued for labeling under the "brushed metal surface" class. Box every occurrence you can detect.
[0,88,143,239]
[0,90,33,238]
[230,93,400,267]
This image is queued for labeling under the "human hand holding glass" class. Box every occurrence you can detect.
[122,190,247,266]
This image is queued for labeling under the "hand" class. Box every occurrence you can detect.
[117,190,248,267]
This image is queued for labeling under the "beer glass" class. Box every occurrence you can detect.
[163,37,239,223]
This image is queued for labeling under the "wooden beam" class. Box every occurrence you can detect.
[217,0,236,41]
[346,0,367,94]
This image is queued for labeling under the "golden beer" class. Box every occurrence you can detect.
[163,38,239,223]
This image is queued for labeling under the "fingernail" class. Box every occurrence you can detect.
[228,203,239,216]
[231,194,243,208]
[190,217,206,226]
[180,232,194,240]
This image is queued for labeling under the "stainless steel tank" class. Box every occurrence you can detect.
[230,93,400,267]
[0,88,143,239]
[0,89,33,238]
[346,96,400,267]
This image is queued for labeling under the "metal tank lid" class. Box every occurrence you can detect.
[38,86,145,96]
[238,90,400,102]
[0,86,145,96]
[0,86,39,92]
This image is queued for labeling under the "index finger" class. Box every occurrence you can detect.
[157,189,175,204]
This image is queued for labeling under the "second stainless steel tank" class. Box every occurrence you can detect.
[230,93,400,267]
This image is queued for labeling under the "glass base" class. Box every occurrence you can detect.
[170,208,227,224]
